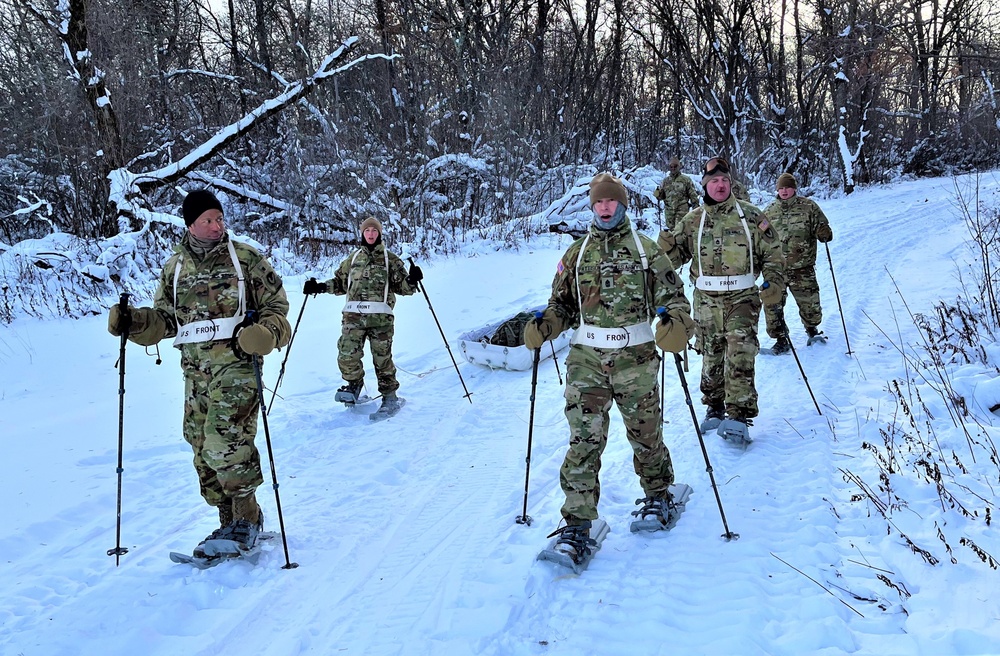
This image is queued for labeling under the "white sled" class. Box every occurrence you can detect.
[458,305,572,371]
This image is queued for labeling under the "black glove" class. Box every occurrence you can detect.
[406,263,424,286]
[303,278,328,295]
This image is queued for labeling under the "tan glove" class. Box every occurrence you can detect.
[653,187,665,201]
[523,309,562,350]
[655,310,695,353]
[759,281,785,306]
[237,323,277,356]
[657,230,676,252]
[108,304,133,336]
[816,223,833,243]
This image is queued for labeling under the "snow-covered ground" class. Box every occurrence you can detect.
[3,173,1000,655]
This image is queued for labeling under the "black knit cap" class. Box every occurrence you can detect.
[182,189,224,226]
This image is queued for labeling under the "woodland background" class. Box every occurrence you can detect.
[2,0,1000,319]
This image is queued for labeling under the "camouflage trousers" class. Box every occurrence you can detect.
[338,314,399,395]
[560,343,674,523]
[181,345,263,510]
[694,289,761,419]
[763,267,822,339]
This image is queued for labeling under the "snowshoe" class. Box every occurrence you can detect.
[537,519,610,574]
[335,379,365,405]
[805,327,828,346]
[700,405,725,433]
[718,416,753,445]
[766,335,792,356]
[629,483,693,532]
[199,504,264,556]
[369,394,406,422]
[170,532,276,568]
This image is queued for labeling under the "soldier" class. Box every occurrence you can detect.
[652,156,700,230]
[107,189,291,556]
[524,172,694,561]
[303,216,421,417]
[658,157,785,443]
[761,173,834,354]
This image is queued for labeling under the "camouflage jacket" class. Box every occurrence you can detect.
[660,196,786,297]
[548,217,691,333]
[130,233,291,357]
[731,179,750,202]
[762,195,831,271]
[323,243,416,318]
[654,172,701,227]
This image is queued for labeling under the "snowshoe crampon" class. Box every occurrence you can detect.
[335,380,366,405]
[537,519,610,574]
[718,417,753,445]
[629,483,693,533]
[806,330,828,346]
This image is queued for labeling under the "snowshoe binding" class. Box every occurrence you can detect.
[335,379,365,405]
[700,405,725,433]
[805,327,828,346]
[718,416,753,445]
[537,519,610,574]
[370,393,406,422]
[629,483,693,533]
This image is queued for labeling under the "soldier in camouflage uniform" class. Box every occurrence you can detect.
[658,157,785,439]
[761,173,834,354]
[107,189,291,554]
[303,216,421,415]
[524,173,694,555]
[652,157,700,230]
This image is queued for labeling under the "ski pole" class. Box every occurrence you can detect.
[408,257,473,403]
[761,284,822,415]
[657,307,738,541]
[549,341,563,385]
[661,354,666,424]
[516,311,545,526]
[824,243,853,355]
[244,311,299,569]
[107,292,131,565]
[267,293,309,413]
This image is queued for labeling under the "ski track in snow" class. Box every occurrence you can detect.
[3,176,1000,655]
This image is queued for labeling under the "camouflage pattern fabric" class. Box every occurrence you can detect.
[127,232,291,511]
[657,196,785,420]
[546,216,691,523]
[338,318,399,393]
[761,194,832,336]
[655,172,701,229]
[731,179,750,202]
[323,243,415,393]
[561,344,673,521]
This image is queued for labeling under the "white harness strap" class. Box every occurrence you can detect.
[695,203,756,291]
[172,239,247,346]
[343,247,394,315]
[570,224,654,349]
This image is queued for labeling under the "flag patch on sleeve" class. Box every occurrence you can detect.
[556,259,565,274]
[758,219,770,232]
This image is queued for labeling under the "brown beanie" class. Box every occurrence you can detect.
[588,172,629,208]
[668,156,680,169]
[776,173,797,190]
[359,216,383,235]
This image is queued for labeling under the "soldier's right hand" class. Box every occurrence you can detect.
[655,309,695,353]
[759,280,785,306]
[657,230,676,252]
[523,309,561,350]
[303,278,328,295]
[653,187,665,201]
[108,303,133,336]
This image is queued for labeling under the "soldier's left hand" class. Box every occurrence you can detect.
[406,263,424,286]
[237,323,277,356]
[655,310,694,353]
[816,224,833,242]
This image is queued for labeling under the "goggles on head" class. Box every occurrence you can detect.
[704,157,731,177]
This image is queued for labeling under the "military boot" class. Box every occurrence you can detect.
[227,492,264,551]
[770,334,792,355]
[550,521,595,565]
[193,501,236,558]
[700,405,725,433]
[805,326,828,346]
[335,379,365,404]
